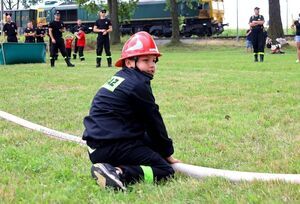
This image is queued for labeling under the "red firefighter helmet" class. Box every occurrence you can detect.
[115,31,161,67]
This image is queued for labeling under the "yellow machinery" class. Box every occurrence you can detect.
[199,0,224,24]
[37,8,48,25]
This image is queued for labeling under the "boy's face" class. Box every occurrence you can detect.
[126,55,158,76]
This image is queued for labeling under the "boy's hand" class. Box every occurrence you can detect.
[166,156,181,164]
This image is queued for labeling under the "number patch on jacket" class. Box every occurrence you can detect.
[102,76,125,92]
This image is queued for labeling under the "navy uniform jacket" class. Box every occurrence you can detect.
[3,22,17,37]
[249,15,264,32]
[94,18,111,38]
[48,20,65,40]
[83,67,174,157]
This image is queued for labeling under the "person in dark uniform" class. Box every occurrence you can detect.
[24,21,35,43]
[292,14,300,63]
[47,28,58,60]
[48,11,74,67]
[249,7,265,62]
[83,31,179,190]
[93,9,113,67]
[71,19,86,59]
[35,22,46,43]
[3,13,18,42]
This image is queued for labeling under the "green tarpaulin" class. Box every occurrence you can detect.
[0,43,46,65]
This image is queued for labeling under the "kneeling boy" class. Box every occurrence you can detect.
[82,31,179,190]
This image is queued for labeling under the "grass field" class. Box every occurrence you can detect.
[0,42,299,203]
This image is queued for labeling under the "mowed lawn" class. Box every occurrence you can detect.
[0,42,299,203]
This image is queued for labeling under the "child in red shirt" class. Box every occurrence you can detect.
[74,27,86,61]
[65,35,74,59]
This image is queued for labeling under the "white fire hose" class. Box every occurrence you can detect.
[0,110,299,184]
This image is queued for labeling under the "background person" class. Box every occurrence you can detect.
[93,9,112,67]
[48,11,74,67]
[83,31,179,190]
[3,13,18,42]
[291,14,300,63]
[72,19,86,59]
[35,22,46,43]
[24,21,35,43]
[65,34,74,59]
[266,37,285,54]
[249,7,265,62]
[245,28,253,52]
[74,27,86,61]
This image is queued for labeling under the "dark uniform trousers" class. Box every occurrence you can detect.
[66,48,72,58]
[7,36,18,42]
[252,29,265,61]
[49,39,59,60]
[36,39,44,43]
[73,38,78,59]
[96,35,112,66]
[88,137,175,185]
[78,46,85,60]
[50,38,68,66]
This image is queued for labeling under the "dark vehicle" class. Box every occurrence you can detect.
[4,0,226,37]
[121,0,225,37]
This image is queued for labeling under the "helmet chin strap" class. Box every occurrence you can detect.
[133,57,139,69]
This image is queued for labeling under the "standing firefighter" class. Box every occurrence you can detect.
[3,13,18,43]
[93,9,112,67]
[48,11,75,67]
[83,31,179,190]
[249,7,265,62]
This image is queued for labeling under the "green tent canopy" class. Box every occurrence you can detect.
[0,43,47,65]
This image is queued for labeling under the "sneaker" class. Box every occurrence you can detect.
[296,60,299,63]
[91,163,126,190]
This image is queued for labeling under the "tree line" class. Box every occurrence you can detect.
[4,0,285,43]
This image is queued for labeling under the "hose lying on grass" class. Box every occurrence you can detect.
[1,110,299,184]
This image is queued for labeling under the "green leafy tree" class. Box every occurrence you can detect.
[76,0,138,44]
[76,0,103,13]
[118,0,138,24]
[21,0,42,8]
[3,0,21,9]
